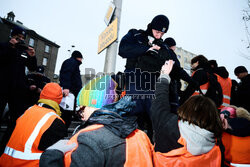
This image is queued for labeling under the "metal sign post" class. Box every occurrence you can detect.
[103,0,122,74]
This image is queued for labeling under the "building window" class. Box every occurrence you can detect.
[29,38,34,47]
[42,57,48,66]
[45,45,50,53]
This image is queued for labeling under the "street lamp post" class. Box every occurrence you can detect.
[68,45,75,57]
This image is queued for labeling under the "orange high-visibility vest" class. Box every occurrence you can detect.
[191,71,209,96]
[215,74,232,109]
[64,124,154,167]
[192,82,209,96]
[0,105,63,167]
[222,132,250,165]
[153,137,221,167]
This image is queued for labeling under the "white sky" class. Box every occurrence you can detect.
[0,0,249,81]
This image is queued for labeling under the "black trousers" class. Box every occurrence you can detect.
[60,93,78,129]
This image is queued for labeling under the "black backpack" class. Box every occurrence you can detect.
[198,73,223,107]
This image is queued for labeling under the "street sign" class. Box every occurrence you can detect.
[98,17,118,54]
[104,2,116,26]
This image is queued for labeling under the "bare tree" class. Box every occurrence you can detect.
[239,49,250,60]
[240,0,250,60]
[243,0,250,47]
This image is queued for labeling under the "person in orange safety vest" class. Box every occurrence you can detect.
[151,60,224,167]
[180,55,223,108]
[0,83,67,167]
[220,106,250,166]
[39,78,154,167]
[208,60,232,109]
[215,73,232,109]
[180,55,210,105]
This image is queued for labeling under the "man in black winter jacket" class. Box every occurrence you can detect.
[119,15,170,95]
[0,26,37,123]
[0,26,37,154]
[59,50,83,127]
[60,51,83,97]
[118,15,170,140]
[234,66,250,112]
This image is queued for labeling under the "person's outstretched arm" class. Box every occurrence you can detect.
[151,60,182,152]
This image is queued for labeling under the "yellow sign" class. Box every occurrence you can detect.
[98,18,118,54]
[104,2,115,25]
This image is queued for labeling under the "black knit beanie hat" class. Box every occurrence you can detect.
[164,37,176,47]
[150,15,169,33]
[234,66,248,75]
[71,50,83,59]
[11,26,26,39]
[208,60,218,68]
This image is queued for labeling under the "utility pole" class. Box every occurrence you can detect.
[103,0,123,74]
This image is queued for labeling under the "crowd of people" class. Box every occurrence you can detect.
[0,14,249,167]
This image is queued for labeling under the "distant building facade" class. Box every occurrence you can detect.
[0,11,60,80]
[175,47,197,90]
